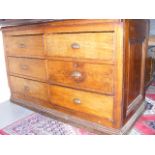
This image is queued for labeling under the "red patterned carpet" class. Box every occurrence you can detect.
[0,81,155,135]
[0,113,93,135]
[128,81,155,135]
[133,115,155,135]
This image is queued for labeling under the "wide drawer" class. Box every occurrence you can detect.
[10,76,48,101]
[45,33,114,61]
[48,85,113,120]
[8,57,47,81]
[5,34,44,58]
[47,60,114,94]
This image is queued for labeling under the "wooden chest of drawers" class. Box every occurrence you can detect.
[1,19,149,134]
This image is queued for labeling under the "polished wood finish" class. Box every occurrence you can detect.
[123,20,149,121]
[45,33,114,62]
[1,19,149,134]
[5,34,44,58]
[8,57,47,81]
[48,85,113,120]
[47,60,114,94]
[10,76,48,101]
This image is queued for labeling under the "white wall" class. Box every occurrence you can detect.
[150,19,155,35]
[0,31,10,103]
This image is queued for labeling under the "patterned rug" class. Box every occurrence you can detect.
[0,81,155,135]
[0,113,93,135]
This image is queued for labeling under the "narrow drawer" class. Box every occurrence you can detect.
[47,60,114,94]
[10,76,48,101]
[45,33,114,61]
[48,85,113,120]
[8,57,47,81]
[5,34,44,58]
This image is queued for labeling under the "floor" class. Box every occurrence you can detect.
[0,100,33,129]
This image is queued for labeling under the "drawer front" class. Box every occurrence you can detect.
[8,57,47,81]
[45,33,114,61]
[47,60,114,94]
[5,35,44,58]
[48,85,113,120]
[10,76,48,101]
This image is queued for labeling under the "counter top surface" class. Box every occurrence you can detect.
[0,19,56,27]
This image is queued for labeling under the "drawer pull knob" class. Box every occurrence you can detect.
[73,98,81,104]
[20,64,28,70]
[71,71,82,79]
[19,43,26,48]
[24,86,30,92]
[71,43,80,49]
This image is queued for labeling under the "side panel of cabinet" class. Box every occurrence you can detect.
[123,20,149,123]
